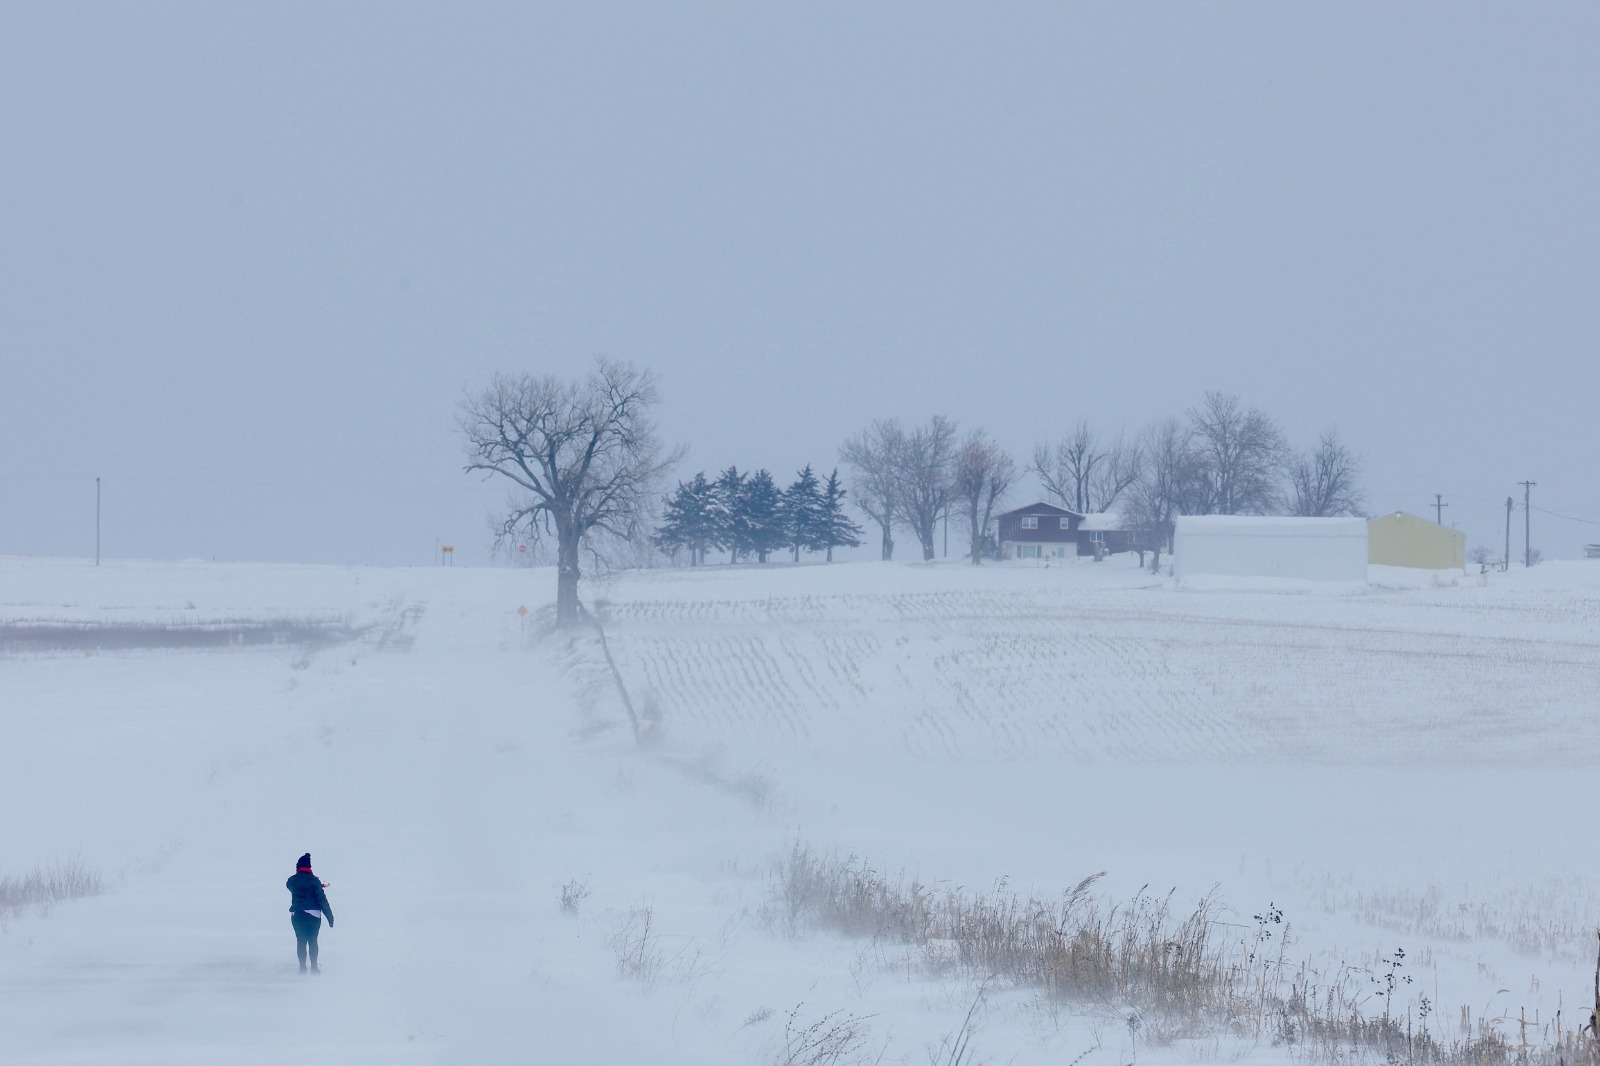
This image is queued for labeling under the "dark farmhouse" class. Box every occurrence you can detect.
[996,502,1152,560]
[996,502,1080,560]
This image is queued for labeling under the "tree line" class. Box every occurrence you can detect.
[459,359,1363,626]
[654,465,862,566]
[839,391,1363,570]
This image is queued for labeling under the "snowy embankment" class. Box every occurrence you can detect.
[2,554,1598,1064]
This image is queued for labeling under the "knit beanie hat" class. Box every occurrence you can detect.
[297,853,312,871]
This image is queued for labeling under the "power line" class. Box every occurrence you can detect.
[1531,504,1600,528]
[0,472,468,492]
[1452,504,1506,527]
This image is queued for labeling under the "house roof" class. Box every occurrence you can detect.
[1175,516,1367,538]
[1077,512,1127,532]
[1369,511,1450,528]
[1369,511,1465,540]
[996,502,1074,518]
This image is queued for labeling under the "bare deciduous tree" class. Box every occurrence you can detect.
[461,358,681,627]
[1033,422,1101,514]
[953,430,1015,565]
[1186,391,1287,515]
[892,415,960,561]
[839,419,905,561]
[1126,417,1198,572]
[1088,429,1144,513]
[1286,428,1365,517]
[1034,422,1143,514]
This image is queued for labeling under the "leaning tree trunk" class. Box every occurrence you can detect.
[879,521,894,561]
[556,524,583,627]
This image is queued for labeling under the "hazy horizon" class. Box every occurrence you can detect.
[3,4,1595,566]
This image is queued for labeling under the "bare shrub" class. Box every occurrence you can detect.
[609,904,665,989]
[927,984,985,1065]
[0,857,104,920]
[559,878,591,915]
[773,1003,875,1066]
[607,903,718,992]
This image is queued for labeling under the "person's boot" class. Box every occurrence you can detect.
[299,964,307,974]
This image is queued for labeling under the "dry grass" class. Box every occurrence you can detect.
[0,857,104,922]
[771,846,1593,1066]
[0,616,361,655]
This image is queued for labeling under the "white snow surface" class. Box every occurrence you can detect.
[2,553,1598,1064]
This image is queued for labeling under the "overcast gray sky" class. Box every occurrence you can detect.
[2,4,1595,566]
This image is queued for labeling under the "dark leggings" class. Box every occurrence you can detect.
[292,913,322,969]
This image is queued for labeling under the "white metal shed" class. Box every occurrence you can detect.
[1173,516,1368,581]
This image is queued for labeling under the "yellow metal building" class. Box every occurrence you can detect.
[1367,511,1466,570]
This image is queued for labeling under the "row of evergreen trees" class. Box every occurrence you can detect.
[656,465,863,565]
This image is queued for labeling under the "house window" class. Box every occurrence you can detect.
[1017,544,1041,559]
[1021,516,1038,530]
[1060,517,1071,529]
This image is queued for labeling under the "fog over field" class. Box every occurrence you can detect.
[2,554,1598,1064]
[2,4,1597,565]
[3,5,1597,1063]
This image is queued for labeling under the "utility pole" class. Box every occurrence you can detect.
[1519,480,1537,567]
[1433,493,1448,525]
[95,476,101,566]
[1504,497,1513,571]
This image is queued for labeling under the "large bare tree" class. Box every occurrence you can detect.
[892,415,960,561]
[1186,391,1287,515]
[1033,422,1102,514]
[461,358,681,627]
[1126,417,1198,572]
[1286,428,1365,517]
[953,429,1016,565]
[839,419,905,561]
[1088,429,1143,513]
[1033,422,1143,514]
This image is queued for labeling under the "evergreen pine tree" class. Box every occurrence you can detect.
[655,471,722,565]
[817,467,864,562]
[714,466,747,563]
[737,469,786,563]
[780,465,825,562]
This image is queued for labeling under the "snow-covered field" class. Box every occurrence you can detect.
[2,553,1598,1064]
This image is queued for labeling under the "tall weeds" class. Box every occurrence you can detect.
[771,845,1590,1066]
[0,857,103,921]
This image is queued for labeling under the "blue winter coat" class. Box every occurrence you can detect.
[286,871,334,923]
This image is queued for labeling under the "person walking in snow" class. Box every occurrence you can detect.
[286,852,334,974]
